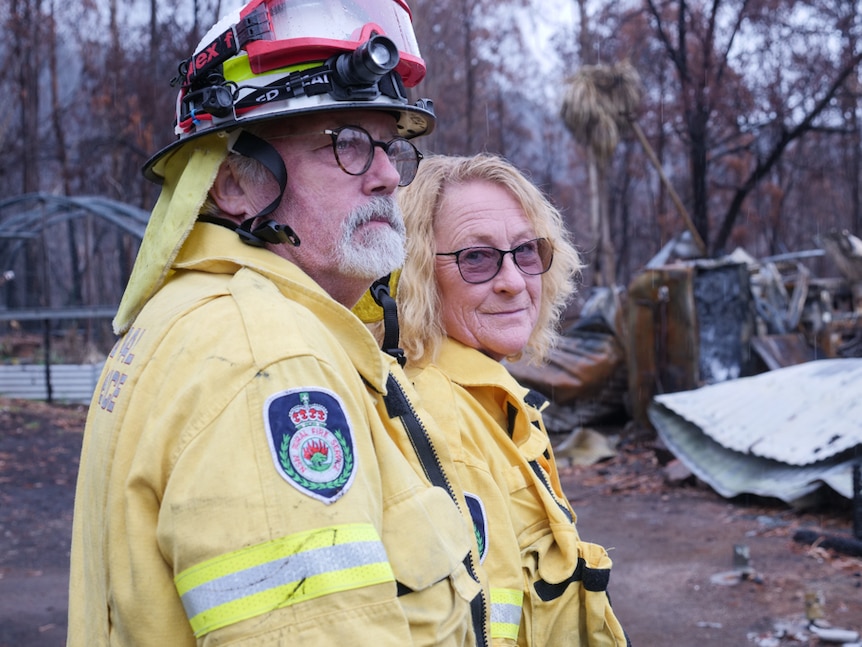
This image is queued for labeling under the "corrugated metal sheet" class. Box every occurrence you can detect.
[653,358,862,465]
[649,358,862,505]
[0,363,102,404]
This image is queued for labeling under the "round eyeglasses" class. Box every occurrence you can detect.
[323,125,423,187]
[436,238,554,284]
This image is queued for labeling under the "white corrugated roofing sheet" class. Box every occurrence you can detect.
[0,363,103,404]
[649,358,862,505]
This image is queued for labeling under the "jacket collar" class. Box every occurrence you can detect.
[433,338,528,397]
[173,222,391,392]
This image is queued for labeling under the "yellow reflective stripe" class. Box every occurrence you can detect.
[175,523,394,637]
[223,53,319,84]
[490,587,523,641]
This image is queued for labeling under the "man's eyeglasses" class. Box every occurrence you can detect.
[323,125,423,187]
[436,238,554,284]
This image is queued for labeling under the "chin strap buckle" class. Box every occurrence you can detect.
[370,275,405,367]
[237,219,300,248]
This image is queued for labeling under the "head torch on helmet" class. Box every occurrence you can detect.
[143,0,435,182]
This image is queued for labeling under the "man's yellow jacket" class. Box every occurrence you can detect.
[67,224,482,646]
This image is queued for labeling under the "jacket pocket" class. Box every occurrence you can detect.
[383,485,481,647]
[525,540,630,646]
[383,485,474,591]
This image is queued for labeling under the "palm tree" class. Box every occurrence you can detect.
[562,60,705,286]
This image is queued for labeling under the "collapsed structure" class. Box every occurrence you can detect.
[509,229,862,507]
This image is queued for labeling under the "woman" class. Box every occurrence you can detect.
[394,153,629,646]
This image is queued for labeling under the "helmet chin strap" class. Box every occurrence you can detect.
[230,130,301,248]
[369,275,405,367]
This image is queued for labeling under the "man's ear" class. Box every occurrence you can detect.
[210,162,250,222]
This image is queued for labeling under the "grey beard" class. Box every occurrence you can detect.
[336,196,406,279]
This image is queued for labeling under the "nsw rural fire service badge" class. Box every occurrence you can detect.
[264,388,356,504]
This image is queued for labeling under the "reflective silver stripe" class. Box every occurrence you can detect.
[490,587,523,640]
[175,523,394,636]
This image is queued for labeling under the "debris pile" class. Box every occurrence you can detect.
[509,229,862,507]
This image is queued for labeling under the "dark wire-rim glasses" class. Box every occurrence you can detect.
[436,238,554,284]
[323,125,423,187]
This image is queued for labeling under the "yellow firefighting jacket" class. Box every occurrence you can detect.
[407,338,629,647]
[68,223,482,646]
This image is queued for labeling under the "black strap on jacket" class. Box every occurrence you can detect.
[369,275,405,367]
[533,555,611,601]
[534,562,633,647]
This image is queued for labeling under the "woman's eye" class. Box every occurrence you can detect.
[462,248,496,265]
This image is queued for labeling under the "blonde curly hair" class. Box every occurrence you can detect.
[396,153,582,366]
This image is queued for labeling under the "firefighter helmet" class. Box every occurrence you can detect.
[144,0,435,181]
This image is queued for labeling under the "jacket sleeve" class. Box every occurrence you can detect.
[151,352,416,646]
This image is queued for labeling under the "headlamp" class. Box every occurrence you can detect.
[334,34,400,87]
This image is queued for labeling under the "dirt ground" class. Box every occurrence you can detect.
[1,397,860,647]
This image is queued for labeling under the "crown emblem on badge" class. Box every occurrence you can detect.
[289,392,328,427]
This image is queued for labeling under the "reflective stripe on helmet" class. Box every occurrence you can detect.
[490,587,523,641]
[175,522,395,637]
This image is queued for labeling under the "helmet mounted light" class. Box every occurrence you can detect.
[335,33,400,86]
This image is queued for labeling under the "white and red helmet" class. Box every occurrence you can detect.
[144,0,435,181]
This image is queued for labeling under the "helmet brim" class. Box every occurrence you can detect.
[143,98,435,183]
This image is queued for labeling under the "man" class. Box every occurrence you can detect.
[67,1,487,644]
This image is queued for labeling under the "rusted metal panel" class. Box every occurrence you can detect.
[750,334,817,370]
[509,332,624,405]
[626,265,698,424]
[626,261,755,425]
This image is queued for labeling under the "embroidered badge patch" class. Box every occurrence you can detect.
[464,492,489,564]
[264,388,356,504]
